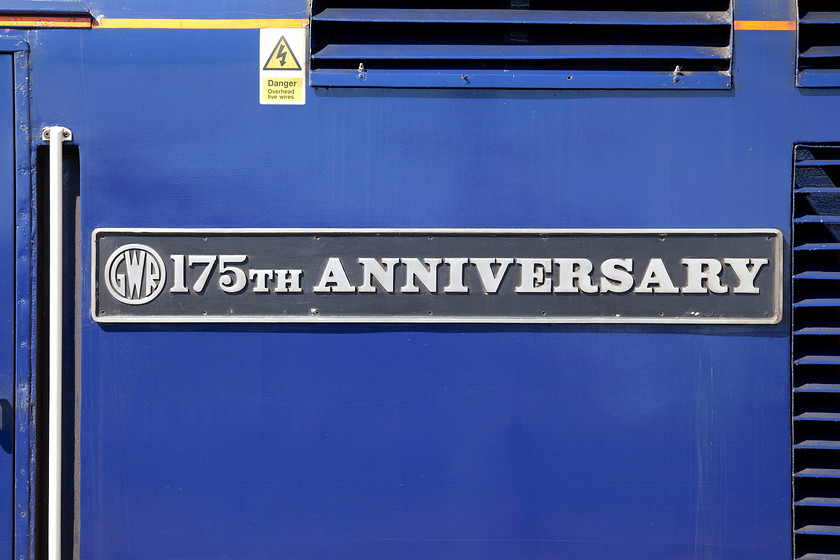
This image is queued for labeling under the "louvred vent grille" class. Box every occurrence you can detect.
[309,0,733,89]
[793,145,840,559]
[798,0,840,87]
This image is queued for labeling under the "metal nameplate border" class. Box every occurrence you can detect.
[91,227,784,325]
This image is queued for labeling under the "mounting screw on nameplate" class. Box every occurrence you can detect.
[41,127,72,142]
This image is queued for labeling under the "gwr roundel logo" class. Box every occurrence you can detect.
[104,244,166,305]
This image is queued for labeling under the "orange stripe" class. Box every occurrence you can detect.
[94,18,308,29]
[9,17,791,32]
[734,20,796,31]
[0,15,92,28]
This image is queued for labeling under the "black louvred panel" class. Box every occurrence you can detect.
[793,145,840,559]
[798,0,840,87]
[309,0,733,89]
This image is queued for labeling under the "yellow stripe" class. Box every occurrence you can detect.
[0,16,92,28]
[95,18,308,29]
[734,20,796,31]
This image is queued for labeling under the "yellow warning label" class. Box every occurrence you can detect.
[261,77,303,103]
[260,28,306,105]
[263,36,302,71]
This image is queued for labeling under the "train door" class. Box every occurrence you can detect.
[0,53,15,560]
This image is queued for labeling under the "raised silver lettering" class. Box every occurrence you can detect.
[600,258,634,293]
[724,258,767,294]
[470,258,513,294]
[249,269,275,293]
[401,258,442,293]
[313,257,355,293]
[275,269,303,293]
[554,258,599,294]
[635,258,679,294]
[681,258,727,294]
[357,258,399,293]
[515,258,552,293]
[443,258,470,293]
[124,250,147,299]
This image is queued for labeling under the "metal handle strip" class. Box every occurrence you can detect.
[42,125,71,560]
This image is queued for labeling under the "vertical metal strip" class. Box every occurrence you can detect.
[42,126,70,560]
[11,44,32,560]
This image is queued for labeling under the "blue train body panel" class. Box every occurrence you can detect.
[0,0,829,558]
[0,54,15,560]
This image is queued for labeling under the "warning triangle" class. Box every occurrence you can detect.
[263,36,302,71]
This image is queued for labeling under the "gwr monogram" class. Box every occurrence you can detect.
[104,244,166,305]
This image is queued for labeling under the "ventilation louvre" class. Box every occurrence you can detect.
[793,145,840,560]
[797,1,840,87]
[309,1,733,89]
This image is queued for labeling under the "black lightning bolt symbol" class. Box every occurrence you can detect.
[276,44,287,66]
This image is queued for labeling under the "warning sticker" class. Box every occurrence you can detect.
[260,28,306,105]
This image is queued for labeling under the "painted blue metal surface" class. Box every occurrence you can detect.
[7,44,35,560]
[83,0,307,19]
[0,54,14,560]
[309,69,732,90]
[0,2,89,16]
[0,0,821,557]
[798,70,840,88]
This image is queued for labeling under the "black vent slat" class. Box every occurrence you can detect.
[310,1,732,89]
[796,441,840,450]
[794,144,840,559]
[796,243,840,250]
[801,12,840,24]
[796,187,840,194]
[313,43,731,61]
[795,356,840,365]
[796,328,840,335]
[798,3,840,86]
[796,413,840,421]
[794,299,840,308]
[796,469,840,479]
[795,271,840,279]
[313,8,731,25]
[797,526,840,536]
[795,215,840,224]
[802,46,840,58]
[798,498,840,506]
[797,160,840,167]
[795,384,840,394]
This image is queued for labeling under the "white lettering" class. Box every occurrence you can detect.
[599,258,634,293]
[470,258,513,294]
[249,269,275,293]
[515,258,552,293]
[170,254,188,293]
[443,258,470,293]
[275,269,303,293]
[724,258,767,294]
[635,258,679,294]
[313,257,356,293]
[554,258,599,294]
[681,258,727,294]
[358,258,399,293]
[400,258,442,293]
[143,254,161,297]
[124,250,146,299]
[218,255,248,294]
